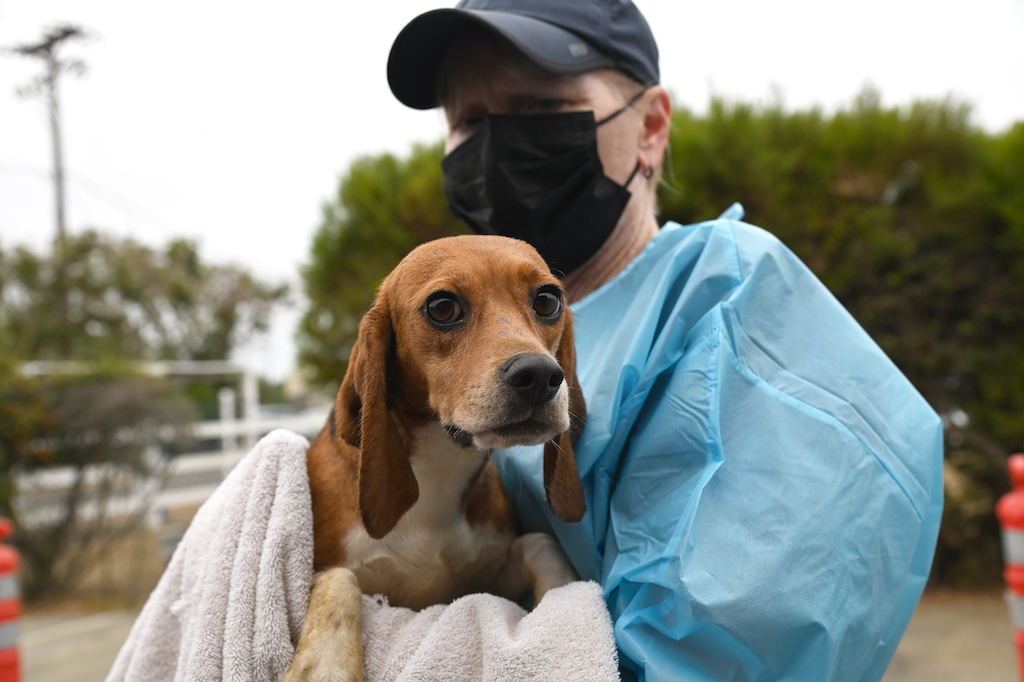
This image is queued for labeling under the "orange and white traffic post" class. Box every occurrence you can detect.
[997,454,1024,681]
[0,517,20,682]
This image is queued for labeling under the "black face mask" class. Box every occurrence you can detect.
[441,101,643,276]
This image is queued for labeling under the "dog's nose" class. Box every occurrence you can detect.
[500,354,564,406]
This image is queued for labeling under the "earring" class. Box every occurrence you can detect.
[640,163,654,180]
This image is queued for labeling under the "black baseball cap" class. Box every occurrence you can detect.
[388,0,660,110]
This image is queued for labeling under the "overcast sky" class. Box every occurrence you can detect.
[1,0,1022,382]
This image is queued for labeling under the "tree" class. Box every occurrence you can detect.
[0,231,288,362]
[0,232,288,599]
[298,142,465,387]
[3,370,195,599]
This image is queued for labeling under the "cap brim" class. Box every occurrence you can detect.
[387,8,614,110]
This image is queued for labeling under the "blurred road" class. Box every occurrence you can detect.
[16,591,1019,681]
[883,591,1017,681]
[21,610,136,682]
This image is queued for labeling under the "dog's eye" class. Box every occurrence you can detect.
[425,294,465,328]
[533,290,562,321]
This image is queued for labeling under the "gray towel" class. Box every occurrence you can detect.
[106,429,314,682]
[361,580,620,682]
[106,429,619,681]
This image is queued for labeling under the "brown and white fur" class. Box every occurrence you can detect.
[285,235,587,682]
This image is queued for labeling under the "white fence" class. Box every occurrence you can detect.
[157,406,329,508]
[14,406,331,528]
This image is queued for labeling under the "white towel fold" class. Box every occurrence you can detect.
[360,580,620,682]
[106,429,620,682]
[107,429,314,682]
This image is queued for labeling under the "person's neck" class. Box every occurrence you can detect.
[561,210,658,303]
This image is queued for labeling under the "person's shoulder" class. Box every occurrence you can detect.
[658,208,793,281]
[575,205,798,311]
[665,204,785,249]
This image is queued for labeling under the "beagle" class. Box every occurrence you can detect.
[285,235,587,682]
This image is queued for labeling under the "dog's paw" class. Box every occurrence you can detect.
[515,532,580,604]
[285,567,365,682]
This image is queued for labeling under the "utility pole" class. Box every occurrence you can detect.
[8,24,87,242]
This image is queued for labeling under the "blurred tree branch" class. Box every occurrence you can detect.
[0,231,288,599]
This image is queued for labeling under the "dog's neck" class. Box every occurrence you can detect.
[404,422,491,526]
[340,420,514,610]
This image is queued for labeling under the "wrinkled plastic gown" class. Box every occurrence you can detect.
[494,205,944,682]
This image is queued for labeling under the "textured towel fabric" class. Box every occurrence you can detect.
[360,580,619,682]
[106,429,315,682]
[107,429,620,682]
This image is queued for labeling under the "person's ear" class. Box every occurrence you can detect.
[637,85,672,176]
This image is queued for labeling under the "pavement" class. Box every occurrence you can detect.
[15,591,1020,681]
[20,610,137,682]
[883,591,1017,681]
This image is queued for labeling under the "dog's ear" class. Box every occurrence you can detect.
[544,307,587,523]
[336,294,419,539]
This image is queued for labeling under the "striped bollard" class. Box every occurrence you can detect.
[0,517,19,682]
[997,454,1024,681]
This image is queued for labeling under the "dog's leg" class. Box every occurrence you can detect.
[491,532,580,606]
[285,567,364,682]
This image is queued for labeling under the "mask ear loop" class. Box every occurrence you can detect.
[623,161,644,188]
[624,160,655,188]
[598,87,652,189]
[595,87,649,127]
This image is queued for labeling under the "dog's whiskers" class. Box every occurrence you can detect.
[444,423,474,449]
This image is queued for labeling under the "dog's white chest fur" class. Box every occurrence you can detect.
[341,424,514,609]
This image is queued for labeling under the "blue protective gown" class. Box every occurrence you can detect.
[494,205,944,681]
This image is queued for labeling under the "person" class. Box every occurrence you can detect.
[386,1,944,680]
